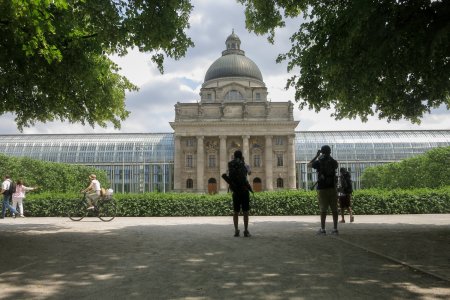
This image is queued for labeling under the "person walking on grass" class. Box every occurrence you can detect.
[1,175,20,219]
[308,145,339,235]
[12,180,38,218]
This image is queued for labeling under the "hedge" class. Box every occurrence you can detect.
[20,187,450,217]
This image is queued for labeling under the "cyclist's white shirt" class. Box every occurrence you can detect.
[92,179,101,195]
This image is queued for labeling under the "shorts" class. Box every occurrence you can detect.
[339,194,351,208]
[232,189,250,212]
[318,188,338,213]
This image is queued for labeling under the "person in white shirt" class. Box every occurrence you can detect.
[82,174,101,210]
[12,180,38,218]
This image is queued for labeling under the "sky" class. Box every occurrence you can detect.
[1,0,448,134]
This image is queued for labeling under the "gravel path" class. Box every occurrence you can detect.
[0,215,449,299]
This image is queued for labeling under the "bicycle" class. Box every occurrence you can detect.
[68,192,116,222]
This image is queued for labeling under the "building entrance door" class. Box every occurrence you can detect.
[253,177,262,192]
[208,178,218,194]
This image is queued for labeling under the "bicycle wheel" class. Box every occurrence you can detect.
[68,200,88,221]
[97,199,116,222]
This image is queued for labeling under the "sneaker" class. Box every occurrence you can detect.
[350,216,354,223]
[12,214,16,219]
[316,228,326,236]
[244,230,251,237]
[234,230,240,237]
[20,215,25,218]
[339,220,345,223]
[331,229,339,235]
[87,206,95,210]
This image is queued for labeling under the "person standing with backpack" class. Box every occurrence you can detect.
[227,150,252,237]
[308,145,339,235]
[338,168,354,223]
[1,175,20,219]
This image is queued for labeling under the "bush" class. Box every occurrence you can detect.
[361,146,450,189]
[22,187,450,217]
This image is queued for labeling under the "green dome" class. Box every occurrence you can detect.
[204,30,263,82]
[204,54,263,82]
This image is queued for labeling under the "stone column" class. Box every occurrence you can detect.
[174,135,181,191]
[242,135,250,162]
[219,136,227,192]
[196,136,204,192]
[265,135,273,191]
[287,135,297,189]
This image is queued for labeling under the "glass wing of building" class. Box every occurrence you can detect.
[0,133,174,193]
[0,130,449,192]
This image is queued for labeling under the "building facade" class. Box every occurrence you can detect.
[170,31,298,193]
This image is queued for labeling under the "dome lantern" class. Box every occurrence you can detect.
[226,29,241,51]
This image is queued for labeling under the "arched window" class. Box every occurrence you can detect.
[224,90,244,101]
[276,178,284,188]
[186,179,193,189]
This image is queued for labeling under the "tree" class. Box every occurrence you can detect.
[0,153,109,193]
[0,0,194,130]
[361,146,450,189]
[239,0,450,123]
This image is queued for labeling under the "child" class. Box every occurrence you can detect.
[338,168,354,223]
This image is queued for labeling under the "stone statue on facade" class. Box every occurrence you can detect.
[175,102,181,120]
[243,102,248,119]
[220,103,225,118]
[265,101,271,118]
[198,103,203,117]
[288,101,294,120]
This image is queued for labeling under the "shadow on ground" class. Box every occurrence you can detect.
[0,219,449,299]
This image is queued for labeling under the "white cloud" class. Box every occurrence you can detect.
[0,0,448,134]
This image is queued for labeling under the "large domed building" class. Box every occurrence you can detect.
[170,31,298,193]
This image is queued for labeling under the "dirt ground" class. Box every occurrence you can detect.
[0,214,449,300]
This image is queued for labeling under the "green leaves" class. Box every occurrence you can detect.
[239,0,450,123]
[361,146,450,189]
[0,153,109,193]
[0,0,194,131]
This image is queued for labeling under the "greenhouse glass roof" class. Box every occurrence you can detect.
[295,130,450,162]
[0,130,448,164]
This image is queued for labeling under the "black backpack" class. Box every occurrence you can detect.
[8,181,16,194]
[228,158,248,189]
[340,172,353,194]
[318,156,337,187]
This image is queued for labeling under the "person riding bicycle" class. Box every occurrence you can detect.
[82,174,101,210]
